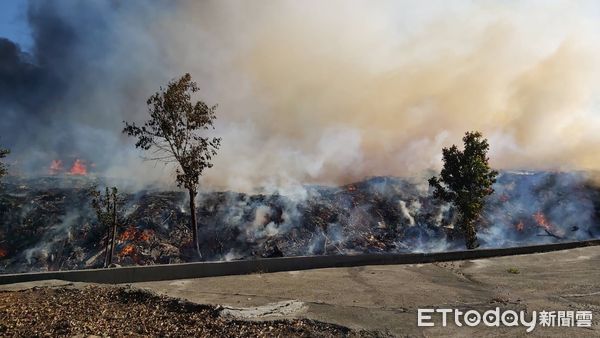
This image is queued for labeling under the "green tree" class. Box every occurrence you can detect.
[0,145,9,182]
[123,73,220,259]
[428,131,498,249]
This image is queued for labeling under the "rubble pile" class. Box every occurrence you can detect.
[0,171,599,273]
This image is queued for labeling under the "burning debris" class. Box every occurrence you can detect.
[0,171,599,273]
[119,226,138,241]
[69,159,87,176]
[514,221,524,232]
[49,160,63,175]
[119,244,135,258]
[533,211,563,239]
[48,159,89,176]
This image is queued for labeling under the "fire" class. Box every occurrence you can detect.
[532,211,563,239]
[139,229,154,242]
[119,226,153,242]
[0,247,7,258]
[119,226,138,241]
[533,211,553,231]
[119,244,135,257]
[69,159,87,175]
[49,160,64,175]
[514,221,524,232]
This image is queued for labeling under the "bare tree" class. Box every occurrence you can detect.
[123,73,220,259]
[0,144,9,182]
[90,186,121,267]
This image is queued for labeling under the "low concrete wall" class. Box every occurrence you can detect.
[1,239,599,285]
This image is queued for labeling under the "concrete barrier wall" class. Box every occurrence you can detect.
[1,239,599,285]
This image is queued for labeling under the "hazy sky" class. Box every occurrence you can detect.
[2,1,600,191]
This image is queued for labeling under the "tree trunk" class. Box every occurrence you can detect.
[189,188,201,259]
[103,195,111,267]
[463,218,479,250]
[103,224,111,268]
[109,194,118,265]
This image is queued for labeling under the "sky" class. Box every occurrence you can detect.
[2,1,600,192]
[0,0,31,49]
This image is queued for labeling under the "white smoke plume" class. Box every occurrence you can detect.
[1,1,600,192]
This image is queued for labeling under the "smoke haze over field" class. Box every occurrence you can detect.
[2,1,600,191]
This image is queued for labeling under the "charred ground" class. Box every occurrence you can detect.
[0,172,599,273]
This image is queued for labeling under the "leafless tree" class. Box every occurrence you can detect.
[0,144,9,183]
[90,186,121,267]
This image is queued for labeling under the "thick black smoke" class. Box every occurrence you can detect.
[0,1,171,178]
[0,0,81,120]
[1,2,91,173]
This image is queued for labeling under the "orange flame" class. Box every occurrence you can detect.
[119,226,154,242]
[139,229,154,242]
[69,159,87,175]
[0,247,7,258]
[514,221,524,232]
[119,244,135,257]
[119,226,138,241]
[49,160,64,175]
[533,211,553,231]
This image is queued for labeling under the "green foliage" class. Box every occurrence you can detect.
[123,73,220,259]
[429,131,498,249]
[507,267,520,274]
[123,73,221,193]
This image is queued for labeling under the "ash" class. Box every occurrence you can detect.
[0,172,599,273]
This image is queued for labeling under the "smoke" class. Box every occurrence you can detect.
[399,201,416,227]
[478,171,599,247]
[1,171,599,273]
[1,1,600,191]
[23,210,85,266]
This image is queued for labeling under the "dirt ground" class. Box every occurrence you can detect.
[0,283,381,337]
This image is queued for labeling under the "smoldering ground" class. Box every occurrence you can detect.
[1,171,599,273]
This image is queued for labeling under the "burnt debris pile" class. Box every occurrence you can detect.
[0,172,599,273]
